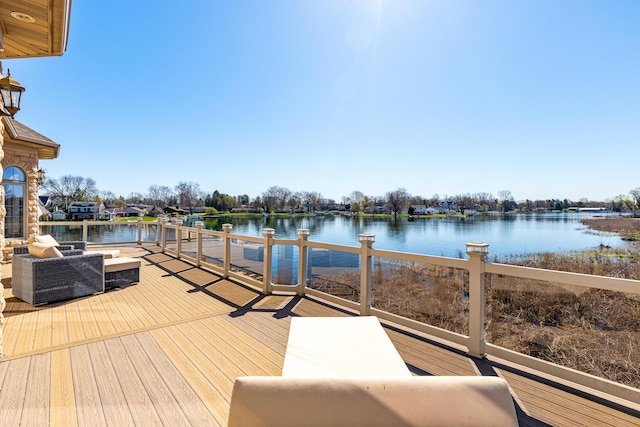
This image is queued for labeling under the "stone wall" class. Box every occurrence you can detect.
[0,136,41,359]
[1,147,40,261]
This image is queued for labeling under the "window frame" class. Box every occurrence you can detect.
[3,165,27,239]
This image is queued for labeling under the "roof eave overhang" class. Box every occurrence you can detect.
[2,117,60,159]
[0,0,72,59]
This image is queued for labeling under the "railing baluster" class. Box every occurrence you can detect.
[82,219,88,242]
[296,229,310,295]
[223,223,232,277]
[137,217,143,245]
[466,242,489,358]
[359,234,375,316]
[195,221,204,267]
[263,228,275,294]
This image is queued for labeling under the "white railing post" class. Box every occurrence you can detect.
[195,221,204,267]
[466,242,489,358]
[175,218,183,257]
[82,219,88,243]
[296,229,310,295]
[359,234,375,316]
[160,218,167,251]
[137,217,143,245]
[263,228,275,294]
[222,223,233,277]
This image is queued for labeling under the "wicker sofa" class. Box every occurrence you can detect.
[12,250,104,305]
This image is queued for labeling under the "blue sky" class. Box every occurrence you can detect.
[6,0,640,202]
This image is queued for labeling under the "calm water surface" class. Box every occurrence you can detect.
[202,213,625,258]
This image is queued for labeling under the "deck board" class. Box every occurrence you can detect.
[50,303,70,347]
[0,357,30,427]
[150,327,227,426]
[70,345,107,426]
[50,348,78,427]
[119,333,192,426]
[134,332,218,426]
[87,340,135,426]
[0,246,638,426]
[104,338,163,426]
[497,367,640,427]
[22,353,50,426]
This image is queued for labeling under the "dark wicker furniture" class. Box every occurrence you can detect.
[12,250,104,305]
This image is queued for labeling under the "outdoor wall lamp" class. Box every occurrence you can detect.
[0,69,25,118]
[37,168,45,185]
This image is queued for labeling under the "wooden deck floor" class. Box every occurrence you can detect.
[1,246,639,426]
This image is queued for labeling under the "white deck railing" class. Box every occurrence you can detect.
[40,218,640,403]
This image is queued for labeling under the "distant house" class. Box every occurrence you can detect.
[51,209,67,221]
[38,199,51,220]
[123,205,148,217]
[99,209,117,221]
[68,201,105,220]
[164,205,189,216]
[439,200,458,211]
[410,205,431,215]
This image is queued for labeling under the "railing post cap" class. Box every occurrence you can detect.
[297,229,310,236]
[263,228,276,236]
[222,223,233,230]
[358,234,376,242]
[195,221,205,228]
[466,242,489,255]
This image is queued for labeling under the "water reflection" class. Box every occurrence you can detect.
[201,213,625,258]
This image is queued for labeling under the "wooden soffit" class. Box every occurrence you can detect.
[2,116,60,159]
[0,0,71,59]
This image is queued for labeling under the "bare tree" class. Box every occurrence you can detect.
[302,191,323,211]
[498,189,515,212]
[147,185,173,208]
[349,190,364,213]
[100,191,117,206]
[385,188,410,216]
[262,186,291,212]
[629,188,640,217]
[43,175,98,208]
[175,181,202,213]
[126,192,144,204]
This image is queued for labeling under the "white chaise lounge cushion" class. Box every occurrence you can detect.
[227,376,518,427]
[283,316,412,378]
[28,242,63,259]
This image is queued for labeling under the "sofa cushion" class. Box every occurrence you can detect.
[85,249,120,259]
[28,242,64,259]
[227,376,518,427]
[34,234,60,247]
[104,257,141,273]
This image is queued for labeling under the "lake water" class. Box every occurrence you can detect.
[200,212,626,259]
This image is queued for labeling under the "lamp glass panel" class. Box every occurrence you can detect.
[0,88,10,107]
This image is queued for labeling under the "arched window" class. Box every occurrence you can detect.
[3,166,26,239]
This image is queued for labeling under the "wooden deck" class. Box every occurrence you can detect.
[1,246,639,426]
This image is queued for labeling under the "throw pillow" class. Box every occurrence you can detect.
[34,234,60,247]
[28,242,64,259]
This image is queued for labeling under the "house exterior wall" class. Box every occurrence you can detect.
[1,146,40,260]
[0,120,5,359]
[0,136,42,359]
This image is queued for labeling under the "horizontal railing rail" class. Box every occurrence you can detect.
[40,218,640,403]
[40,219,159,245]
